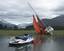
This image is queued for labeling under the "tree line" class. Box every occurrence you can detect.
[0,24,18,29]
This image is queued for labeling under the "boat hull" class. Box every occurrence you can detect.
[9,41,33,47]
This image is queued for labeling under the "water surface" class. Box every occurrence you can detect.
[0,36,64,51]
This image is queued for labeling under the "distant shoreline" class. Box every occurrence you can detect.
[0,29,64,37]
[0,29,35,36]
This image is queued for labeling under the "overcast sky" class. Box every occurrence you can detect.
[0,0,64,25]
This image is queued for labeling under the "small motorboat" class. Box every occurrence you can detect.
[9,34,34,47]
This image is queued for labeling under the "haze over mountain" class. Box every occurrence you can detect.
[17,23,32,29]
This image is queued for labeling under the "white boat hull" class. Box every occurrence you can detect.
[9,37,34,47]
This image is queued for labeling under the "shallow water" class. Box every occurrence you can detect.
[0,36,64,51]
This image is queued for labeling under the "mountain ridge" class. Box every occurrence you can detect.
[0,15,64,29]
[42,15,64,27]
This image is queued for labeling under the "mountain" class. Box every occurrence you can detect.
[0,18,32,29]
[42,15,64,27]
[0,15,64,29]
[0,19,17,29]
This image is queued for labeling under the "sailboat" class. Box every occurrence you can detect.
[33,15,46,35]
[27,2,54,36]
[33,15,54,36]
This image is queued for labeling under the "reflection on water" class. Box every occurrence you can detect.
[0,36,64,51]
[15,44,33,51]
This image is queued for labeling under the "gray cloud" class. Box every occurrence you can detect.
[0,0,64,24]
